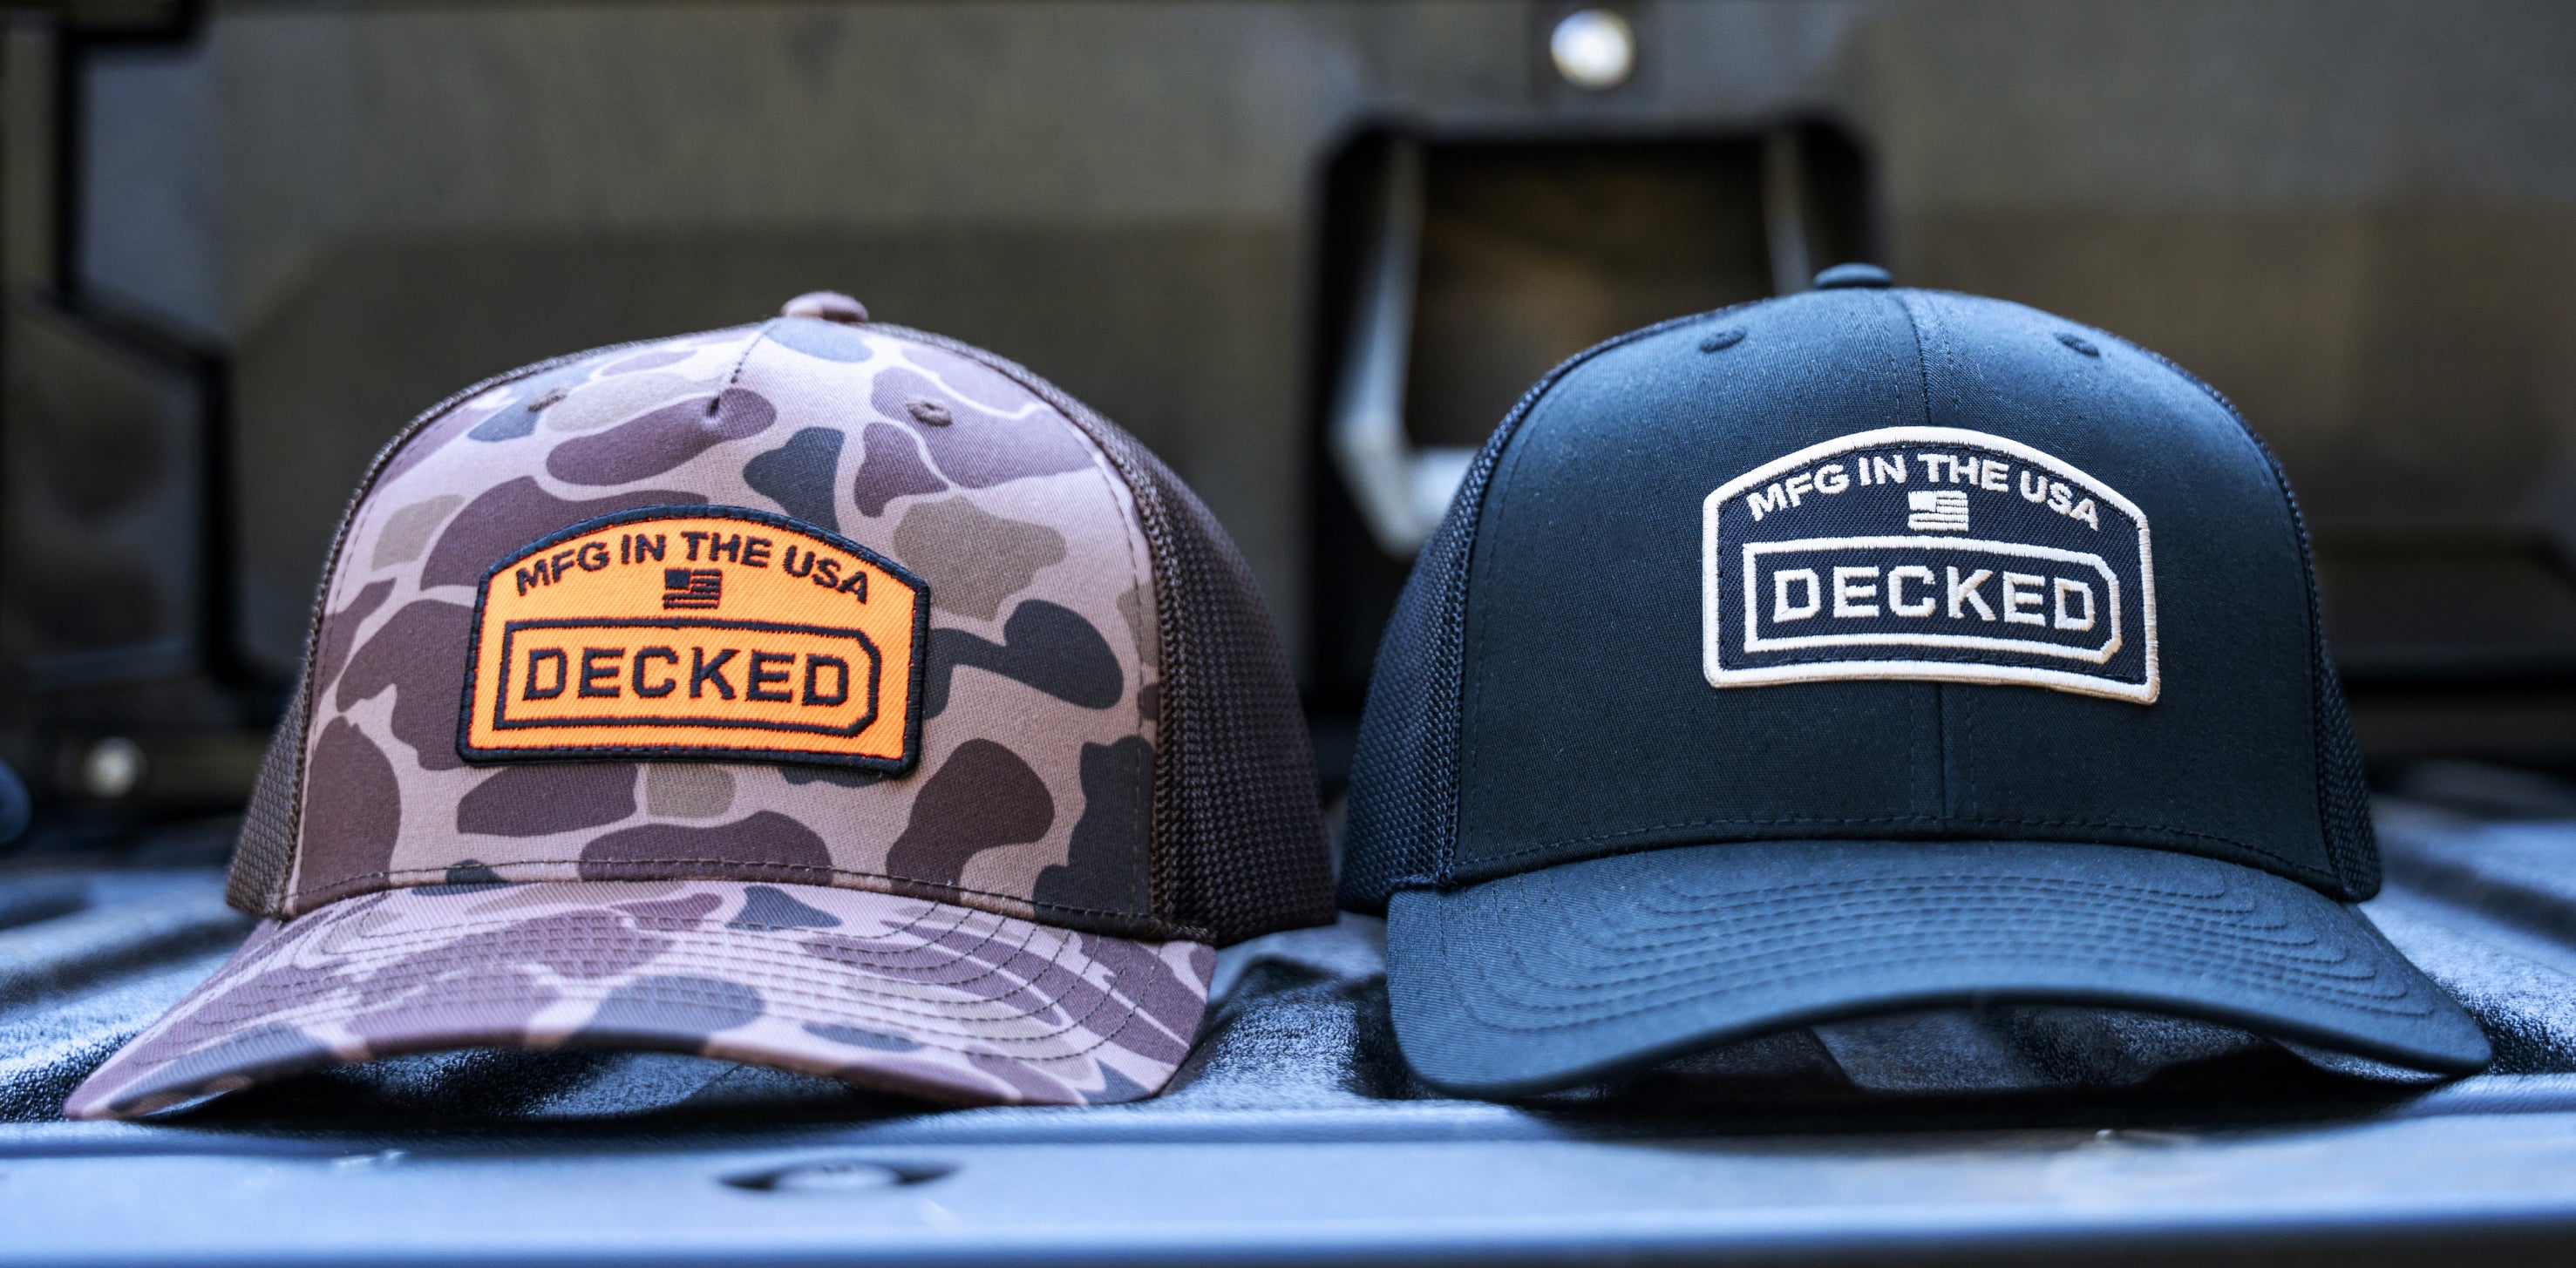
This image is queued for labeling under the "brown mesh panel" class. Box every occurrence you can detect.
[888,327,1336,946]
[224,668,305,915]
[1125,449,1339,942]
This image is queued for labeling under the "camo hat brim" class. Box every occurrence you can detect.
[64,879,1213,1119]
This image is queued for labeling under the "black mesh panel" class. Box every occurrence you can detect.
[1338,463,1482,912]
[1339,309,1735,912]
[2124,342,2381,900]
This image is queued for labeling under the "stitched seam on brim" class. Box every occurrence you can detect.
[282,865,1188,929]
[207,958,1160,1055]
[297,902,1168,1019]
[135,973,1161,1066]
[1464,817,2326,883]
[132,913,1187,1064]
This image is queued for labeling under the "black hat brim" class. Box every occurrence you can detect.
[1387,839,2491,1097]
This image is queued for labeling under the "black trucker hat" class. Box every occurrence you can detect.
[1340,265,2491,1097]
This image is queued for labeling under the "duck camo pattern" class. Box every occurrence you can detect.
[272,319,1166,932]
[64,879,1213,1117]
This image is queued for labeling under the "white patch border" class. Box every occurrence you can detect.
[1702,426,2158,704]
[1740,538,2124,663]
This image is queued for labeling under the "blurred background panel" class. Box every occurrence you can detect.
[10,0,2575,820]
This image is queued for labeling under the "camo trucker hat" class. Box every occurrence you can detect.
[1340,266,2491,1097]
[67,291,1335,1119]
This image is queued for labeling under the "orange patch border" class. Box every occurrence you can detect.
[454,505,932,773]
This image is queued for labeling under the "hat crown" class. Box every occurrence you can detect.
[230,315,1334,945]
[1343,286,2375,908]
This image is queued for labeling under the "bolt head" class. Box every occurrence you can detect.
[1551,10,1635,91]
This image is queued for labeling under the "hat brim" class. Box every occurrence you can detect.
[65,880,1212,1120]
[1387,839,2490,1097]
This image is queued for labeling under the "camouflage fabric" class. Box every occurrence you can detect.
[66,302,1338,1118]
[265,317,1168,932]
[65,879,1213,1119]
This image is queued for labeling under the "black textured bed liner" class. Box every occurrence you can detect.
[5,797,2576,1265]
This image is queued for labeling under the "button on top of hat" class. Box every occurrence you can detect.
[779,290,868,323]
[1812,262,1893,289]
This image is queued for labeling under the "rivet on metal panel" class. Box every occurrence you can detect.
[1550,10,1635,91]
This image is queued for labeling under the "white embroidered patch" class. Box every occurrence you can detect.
[1701,426,2158,703]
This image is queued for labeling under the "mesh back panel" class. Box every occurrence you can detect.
[1340,313,1717,913]
[1337,485,1476,912]
[1131,452,1339,940]
[2130,344,2381,899]
[224,669,305,914]
[2313,654,2380,896]
[890,329,1336,945]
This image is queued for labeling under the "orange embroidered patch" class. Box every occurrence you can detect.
[458,506,928,770]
